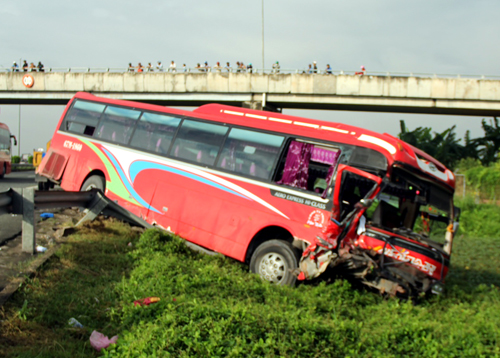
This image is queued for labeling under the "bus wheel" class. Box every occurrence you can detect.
[81,175,105,192]
[250,240,298,286]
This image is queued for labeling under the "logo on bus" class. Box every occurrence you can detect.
[307,209,325,228]
[22,74,34,88]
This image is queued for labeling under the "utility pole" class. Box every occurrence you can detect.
[262,0,265,73]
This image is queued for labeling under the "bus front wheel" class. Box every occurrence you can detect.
[81,175,105,192]
[250,240,298,286]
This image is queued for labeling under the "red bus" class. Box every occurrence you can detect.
[37,92,458,297]
[0,123,17,179]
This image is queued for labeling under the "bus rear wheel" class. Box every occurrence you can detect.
[81,175,105,192]
[250,240,298,286]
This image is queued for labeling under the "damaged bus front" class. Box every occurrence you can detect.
[298,141,458,298]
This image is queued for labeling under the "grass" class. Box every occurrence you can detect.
[1,211,500,357]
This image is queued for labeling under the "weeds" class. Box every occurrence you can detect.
[1,210,500,357]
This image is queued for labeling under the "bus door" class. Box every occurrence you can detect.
[298,164,382,281]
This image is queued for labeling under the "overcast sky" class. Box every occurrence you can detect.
[1,0,499,154]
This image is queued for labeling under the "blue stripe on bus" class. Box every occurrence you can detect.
[129,160,249,200]
[102,148,162,214]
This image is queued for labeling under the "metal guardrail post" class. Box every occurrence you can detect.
[21,187,36,254]
[76,192,109,226]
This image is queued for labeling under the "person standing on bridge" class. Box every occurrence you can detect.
[22,60,28,72]
[136,63,144,72]
[37,61,44,72]
[29,62,36,72]
[128,63,135,72]
[11,61,19,72]
[169,61,176,72]
[325,64,332,74]
[213,62,222,72]
[157,61,163,72]
[225,62,232,72]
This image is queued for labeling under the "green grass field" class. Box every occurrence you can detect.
[1,201,500,357]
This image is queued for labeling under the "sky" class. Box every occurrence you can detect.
[1,0,499,154]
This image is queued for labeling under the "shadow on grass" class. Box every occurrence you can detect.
[0,218,141,358]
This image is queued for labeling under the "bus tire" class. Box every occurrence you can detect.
[81,175,105,192]
[249,239,298,286]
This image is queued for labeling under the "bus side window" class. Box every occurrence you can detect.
[170,119,228,166]
[130,112,181,154]
[96,106,141,145]
[277,140,340,194]
[216,128,284,180]
[63,100,106,136]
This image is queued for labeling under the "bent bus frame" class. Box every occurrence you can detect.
[37,92,458,297]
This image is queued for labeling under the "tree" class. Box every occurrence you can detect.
[473,117,500,166]
[398,120,468,170]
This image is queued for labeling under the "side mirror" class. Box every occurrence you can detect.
[10,135,17,146]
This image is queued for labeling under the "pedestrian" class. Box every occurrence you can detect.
[225,62,231,72]
[204,61,210,72]
[239,61,247,72]
[307,64,312,74]
[196,63,202,72]
[157,61,163,72]
[128,63,135,72]
[272,61,280,74]
[236,61,241,73]
[29,62,36,72]
[355,65,366,76]
[37,61,44,72]
[169,61,176,72]
[22,60,28,72]
[182,64,187,72]
[247,63,253,73]
[213,62,222,72]
[325,64,332,74]
[136,62,144,72]
[11,61,19,72]
[312,61,318,74]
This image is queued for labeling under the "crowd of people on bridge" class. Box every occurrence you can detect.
[11,60,44,72]
[126,61,366,75]
[7,59,366,76]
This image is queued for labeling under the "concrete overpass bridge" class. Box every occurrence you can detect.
[0,70,499,116]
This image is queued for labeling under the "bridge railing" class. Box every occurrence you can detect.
[1,67,500,79]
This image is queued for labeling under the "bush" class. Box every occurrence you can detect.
[11,155,20,164]
[103,229,500,357]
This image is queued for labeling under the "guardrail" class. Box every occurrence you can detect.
[0,188,152,254]
[1,67,499,80]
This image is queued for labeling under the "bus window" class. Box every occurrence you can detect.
[96,106,141,145]
[0,128,10,151]
[64,100,106,136]
[170,119,228,166]
[130,112,181,154]
[216,128,284,179]
[277,140,340,194]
